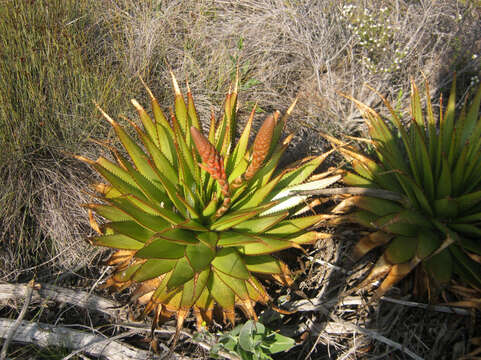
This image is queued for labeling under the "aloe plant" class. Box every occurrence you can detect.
[325,78,481,298]
[78,72,338,335]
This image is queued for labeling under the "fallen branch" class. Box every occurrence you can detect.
[283,295,471,316]
[0,279,35,360]
[0,318,183,360]
[0,283,233,359]
[293,187,406,203]
[0,283,124,319]
[114,323,240,360]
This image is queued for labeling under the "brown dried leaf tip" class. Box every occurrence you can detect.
[244,114,275,181]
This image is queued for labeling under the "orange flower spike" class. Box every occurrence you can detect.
[191,127,223,179]
[190,126,231,212]
[244,113,276,181]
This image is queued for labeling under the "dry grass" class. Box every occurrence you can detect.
[1,0,480,358]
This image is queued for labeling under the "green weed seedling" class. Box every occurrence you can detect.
[208,320,295,360]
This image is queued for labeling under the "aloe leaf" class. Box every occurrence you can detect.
[107,197,171,232]
[228,104,255,173]
[346,196,404,217]
[114,152,169,206]
[385,235,418,264]
[93,161,146,201]
[92,234,144,250]
[398,173,433,216]
[185,241,216,273]
[135,238,185,259]
[271,153,329,195]
[232,212,288,234]
[424,79,439,169]
[181,268,210,307]
[96,157,137,187]
[347,210,379,229]
[433,197,459,219]
[436,156,452,199]
[84,204,132,222]
[463,149,481,188]
[457,211,481,223]
[131,99,159,147]
[460,85,481,155]
[239,236,293,255]
[104,221,155,243]
[111,119,162,183]
[264,176,340,215]
[451,145,469,196]
[215,92,231,153]
[152,101,177,166]
[244,255,282,274]
[450,223,481,237]
[149,164,188,218]
[353,231,392,260]
[459,237,481,255]
[371,91,423,188]
[167,257,195,290]
[374,210,428,236]
[211,248,250,279]
[450,245,481,288]
[425,248,453,284]
[412,121,434,200]
[130,120,178,185]
[234,174,282,210]
[455,189,481,213]
[217,231,261,247]
[266,214,328,236]
[171,73,189,136]
[207,271,235,310]
[343,171,376,187]
[171,112,196,185]
[119,193,183,225]
[194,285,214,311]
[186,85,200,131]
[157,229,199,245]
[416,229,442,259]
[211,202,278,231]
[202,197,218,218]
[132,259,177,282]
[214,269,249,300]
[442,78,457,163]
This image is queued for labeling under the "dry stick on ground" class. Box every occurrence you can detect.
[0,279,35,360]
[113,323,241,360]
[0,283,124,319]
[0,319,181,360]
[284,295,471,316]
[61,330,150,360]
[294,187,406,203]
[0,282,234,359]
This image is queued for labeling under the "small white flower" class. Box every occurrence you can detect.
[473,54,478,59]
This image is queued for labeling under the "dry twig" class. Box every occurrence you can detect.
[0,282,124,319]
[0,318,181,360]
[0,279,35,360]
